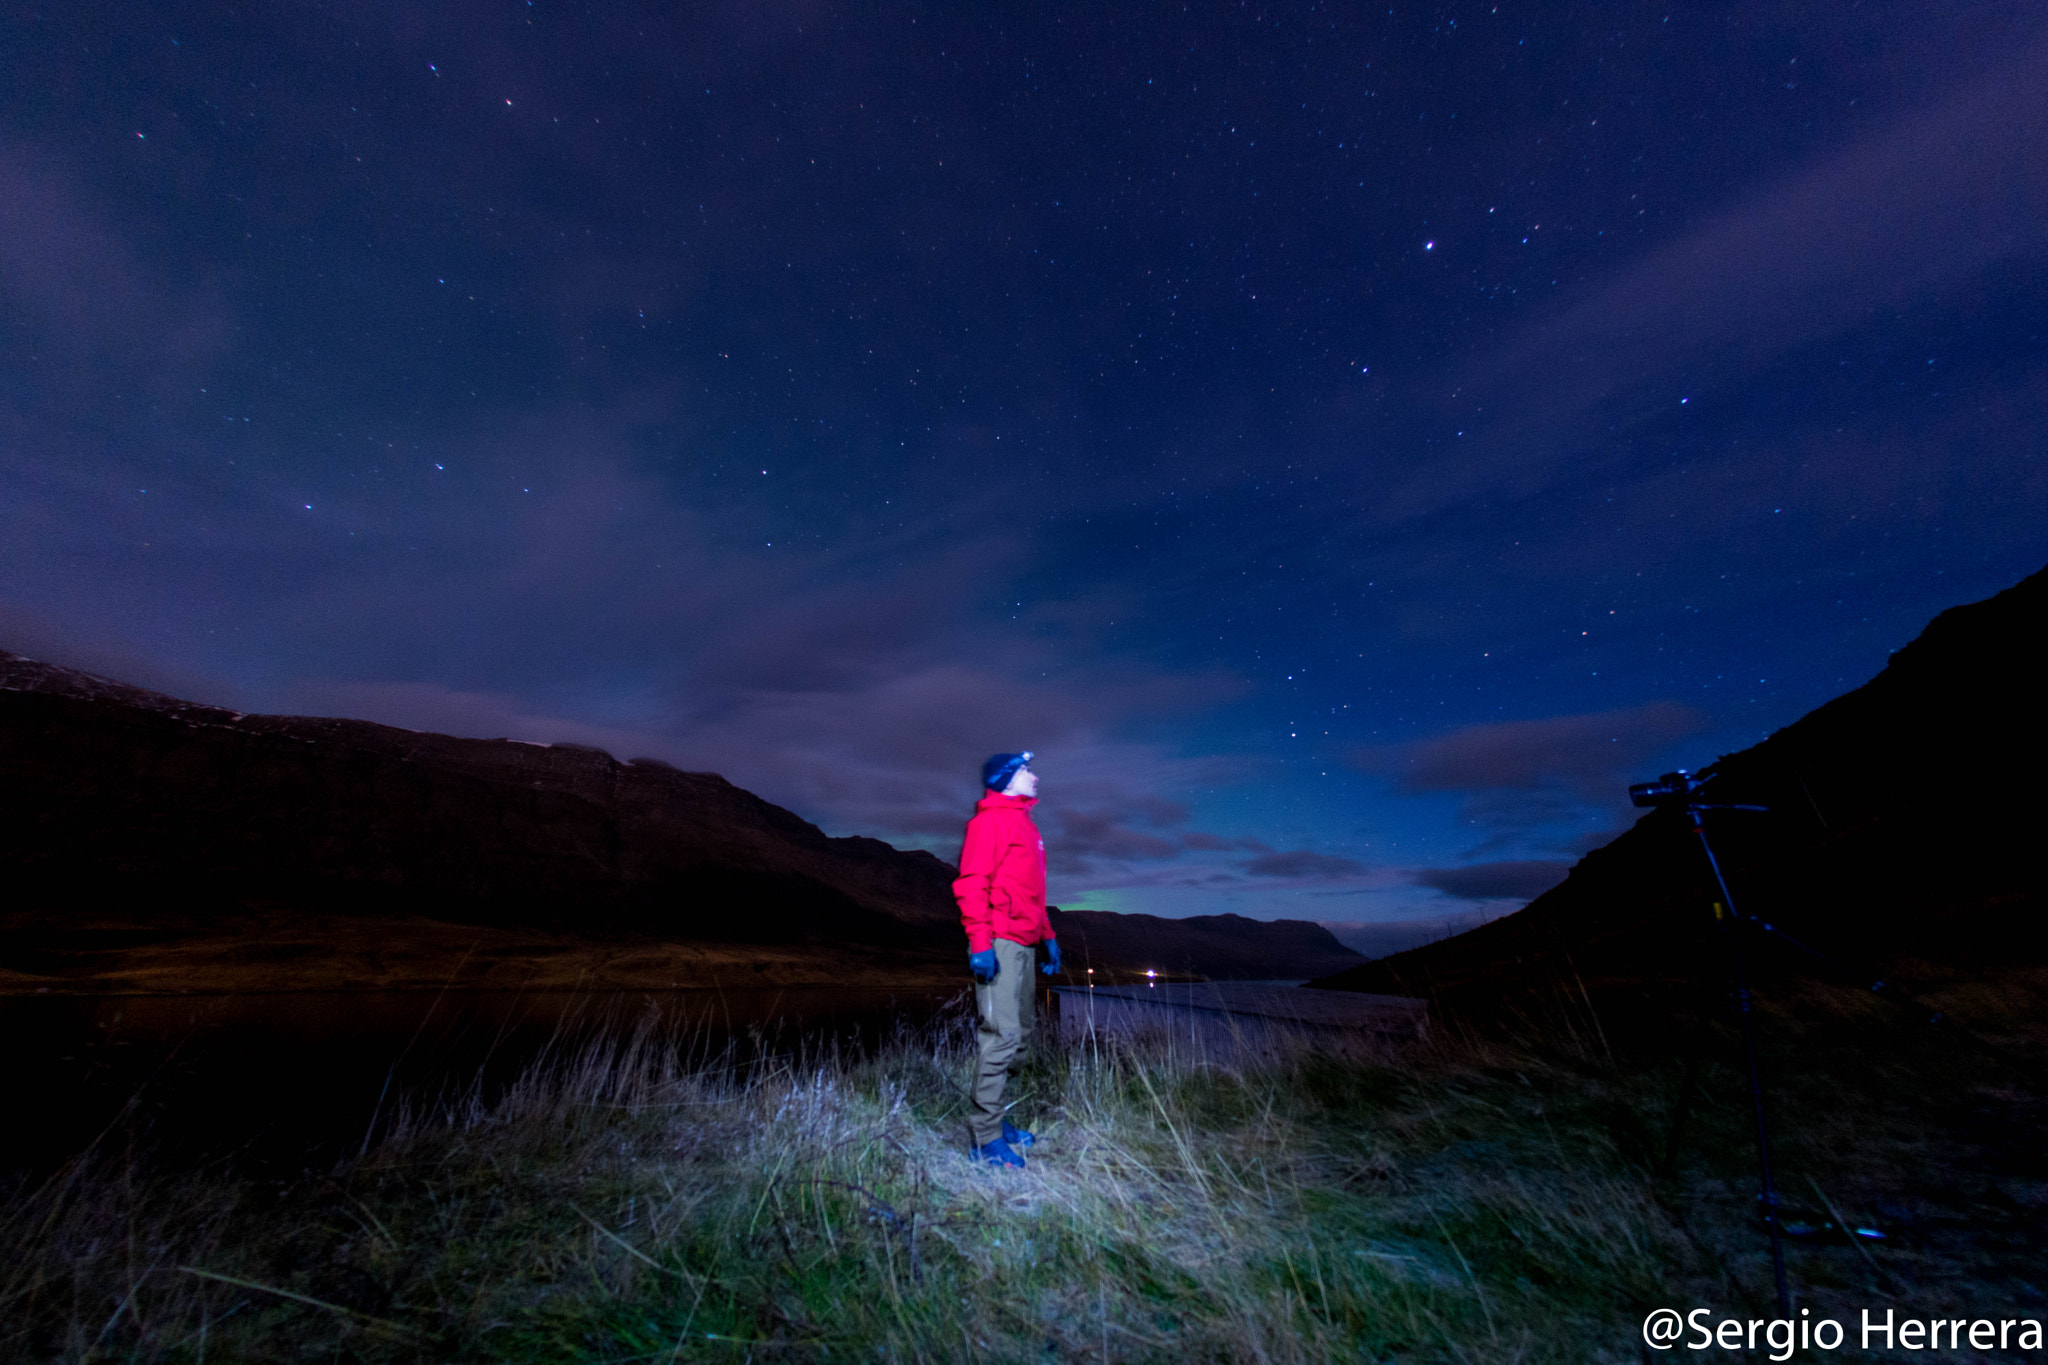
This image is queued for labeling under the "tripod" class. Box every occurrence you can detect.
[1687,799,1789,1319]
[1631,771,1786,1316]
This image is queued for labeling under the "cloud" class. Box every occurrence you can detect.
[1357,702,1705,799]
[1051,802,1189,870]
[1412,859,1571,902]
[169,408,1254,864]
[1240,848,1369,880]
[274,679,664,760]
[0,139,228,386]
[651,599,1245,848]
[1,366,1269,900]
[1355,703,1705,855]
[1179,830,1264,853]
[1382,35,2048,523]
[1303,863,1565,954]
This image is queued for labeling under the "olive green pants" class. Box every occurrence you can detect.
[970,937,1036,1148]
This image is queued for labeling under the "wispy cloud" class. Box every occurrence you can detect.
[1354,702,1705,854]
[1358,703,1704,797]
[1383,35,2048,523]
[0,139,228,391]
[125,409,1248,867]
[1412,859,1570,902]
[1241,847,1369,880]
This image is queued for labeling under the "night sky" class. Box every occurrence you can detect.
[4,3,2044,934]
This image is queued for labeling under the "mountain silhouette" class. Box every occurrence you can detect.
[1049,909,1362,981]
[1309,564,2048,1031]
[0,651,1359,990]
[0,650,961,956]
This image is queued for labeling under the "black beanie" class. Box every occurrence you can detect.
[981,751,1033,790]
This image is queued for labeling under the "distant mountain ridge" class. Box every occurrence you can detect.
[1310,564,2048,1027]
[1,649,1364,989]
[1049,909,1364,981]
[0,650,959,950]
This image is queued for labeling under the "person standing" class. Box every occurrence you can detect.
[953,750,1063,1167]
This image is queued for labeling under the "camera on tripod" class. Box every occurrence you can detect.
[1630,769,1708,808]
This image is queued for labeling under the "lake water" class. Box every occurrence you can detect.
[1053,980,1429,1054]
[0,986,966,1176]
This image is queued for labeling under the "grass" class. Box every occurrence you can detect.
[4,975,2044,1363]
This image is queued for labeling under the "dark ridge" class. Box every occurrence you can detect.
[0,650,959,951]
[1050,908,1365,981]
[0,651,1374,985]
[1308,564,2048,1036]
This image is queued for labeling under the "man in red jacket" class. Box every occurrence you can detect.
[954,751,1063,1167]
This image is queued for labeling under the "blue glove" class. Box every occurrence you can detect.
[968,949,999,983]
[1040,939,1063,976]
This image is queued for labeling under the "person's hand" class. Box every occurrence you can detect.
[969,949,999,983]
[1040,939,1063,977]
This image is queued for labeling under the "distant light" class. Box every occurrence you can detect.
[1424,240,1435,250]
[1145,969,1157,978]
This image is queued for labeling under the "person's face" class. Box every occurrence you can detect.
[1004,766,1038,798]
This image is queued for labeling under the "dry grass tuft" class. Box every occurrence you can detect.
[9,979,2040,1362]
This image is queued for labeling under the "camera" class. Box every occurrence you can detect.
[1630,770,1707,808]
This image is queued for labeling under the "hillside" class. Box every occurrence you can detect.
[1309,564,2048,1031]
[0,651,961,948]
[0,650,1359,992]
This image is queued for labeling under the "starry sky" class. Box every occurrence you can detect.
[3,2,2045,938]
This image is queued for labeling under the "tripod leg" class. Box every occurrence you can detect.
[1692,807,1791,1319]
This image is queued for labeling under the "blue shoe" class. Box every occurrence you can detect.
[972,1137,1026,1168]
[1002,1119,1036,1149]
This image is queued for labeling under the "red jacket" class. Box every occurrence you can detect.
[953,792,1054,954]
